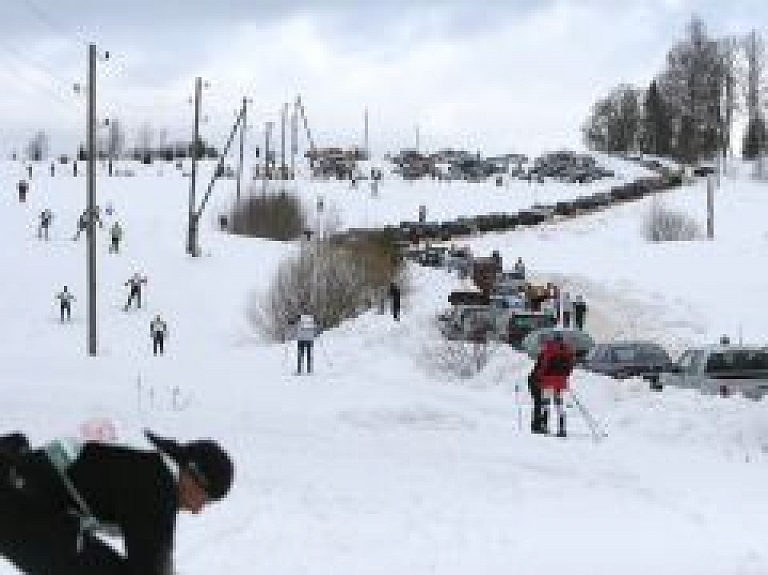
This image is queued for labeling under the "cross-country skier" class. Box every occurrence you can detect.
[0,429,232,575]
[124,272,148,311]
[38,209,53,241]
[55,286,76,322]
[534,332,575,437]
[150,314,168,356]
[294,313,317,374]
[72,207,103,241]
[109,221,123,253]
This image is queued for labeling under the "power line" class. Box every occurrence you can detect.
[0,36,82,110]
[0,48,81,117]
[17,0,92,47]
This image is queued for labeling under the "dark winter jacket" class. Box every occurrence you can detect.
[388,283,401,305]
[11,442,178,575]
[536,340,574,393]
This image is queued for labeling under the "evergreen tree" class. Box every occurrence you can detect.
[743,116,767,159]
[642,80,671,156]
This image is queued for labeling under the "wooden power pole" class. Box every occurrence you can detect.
[187,77,202,256]
[87,43,97,356]
[236,97,248,204]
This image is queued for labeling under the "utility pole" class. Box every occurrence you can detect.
[236,97,249,204]
[280,103,288,180]
[86,43,97,356]
[364,107,369,159]
[290,102,298,179]
[263,121,273,193]
[415,124,420,153]
[706,175,715,239]
[187,77,202,256]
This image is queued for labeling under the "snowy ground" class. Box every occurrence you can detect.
[2,156,768,574]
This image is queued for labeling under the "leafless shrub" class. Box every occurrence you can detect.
[228,190,306,241]
[248,238,405,341]
[644,199,700,241]
[422,337,496,379]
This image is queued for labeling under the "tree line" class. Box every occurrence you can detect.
[583,17,767,163]
[19,121,220,163]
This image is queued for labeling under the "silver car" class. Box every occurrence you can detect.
[659,345,768,400]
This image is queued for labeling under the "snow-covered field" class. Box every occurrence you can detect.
[2,156,768,574]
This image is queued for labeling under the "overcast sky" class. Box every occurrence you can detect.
[1,0,766,158]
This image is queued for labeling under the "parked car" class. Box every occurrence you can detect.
[498,311,558,348]
[520,327,595,361]
[438,305,496,343]
[659,345,768,400]
[582,341,674,386]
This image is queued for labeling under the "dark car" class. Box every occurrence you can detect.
[520,327,595,362]
[583,341,674,386]
[500,312,558,348]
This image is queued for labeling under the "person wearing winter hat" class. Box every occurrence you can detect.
[0,429,233,575]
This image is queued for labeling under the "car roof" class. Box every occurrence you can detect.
[596,341,667,349]
[683,344,767,354]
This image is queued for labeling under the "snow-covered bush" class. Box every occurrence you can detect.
[643,200,700,242]
[249,239,405,341]
[422,338,495,379]
[228,190,306,241]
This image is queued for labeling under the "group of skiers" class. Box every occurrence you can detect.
[54,273,168,356]
[36,207,123,253]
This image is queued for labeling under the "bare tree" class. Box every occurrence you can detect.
[136,123,154,156]
[742,30,767,159]
[25,130,49,162]
[718,37,741,170]
[658,17,724,163]
[582,84,643,153]
[107,119,125,160]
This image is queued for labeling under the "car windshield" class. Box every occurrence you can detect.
[608,344,669,363]
[706,350,768,372]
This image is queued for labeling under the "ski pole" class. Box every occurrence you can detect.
[569,389,606,442]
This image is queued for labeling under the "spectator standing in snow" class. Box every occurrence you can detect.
[514,257,526,278]
[109,222,123,253]
[0,429,232,575]
[55,286,75,322]
[560,291,573,328]
[150,315,168,356]
[541,296,557,322]
[295,314,317,374]
[388,282,401,321]
[528,361,545,434]
[572,294,588,330]
[535,332,575,437]
[124,273,148,311]
[38,209,53,240]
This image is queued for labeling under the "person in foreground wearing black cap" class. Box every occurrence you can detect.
[0,429,233,575]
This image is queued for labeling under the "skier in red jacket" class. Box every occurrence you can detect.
[535,332,575,437]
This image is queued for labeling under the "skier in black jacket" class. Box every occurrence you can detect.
[0,430,233,575]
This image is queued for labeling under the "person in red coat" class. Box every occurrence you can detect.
[535,332,575,437]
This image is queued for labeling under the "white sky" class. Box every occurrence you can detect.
[0,0,766,157]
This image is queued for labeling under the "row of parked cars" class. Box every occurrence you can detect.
[537,336,768,401]
[437,297,768,400]
[332,174,682,250]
